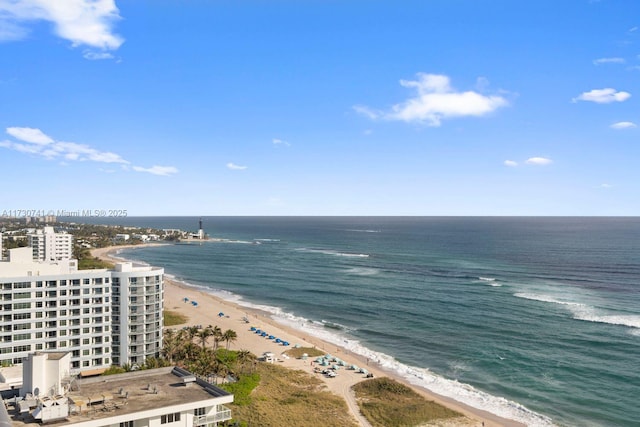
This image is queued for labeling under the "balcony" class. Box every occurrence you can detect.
[193,407,232,426]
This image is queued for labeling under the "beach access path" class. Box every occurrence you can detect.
[93,244,524,427]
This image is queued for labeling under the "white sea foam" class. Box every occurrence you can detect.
[514,293,584,307]
[296,248,370,258]
[573,313,640,329]
[514,293,640,331]
[344,267,380,276]
[476,276,501,286]
[345,229,381,233]
[113,249,150,266]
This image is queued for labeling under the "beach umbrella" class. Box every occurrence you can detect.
[275,338,281,343]
[250,326,257,331]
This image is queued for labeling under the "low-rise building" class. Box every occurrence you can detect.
[2,352,233,426]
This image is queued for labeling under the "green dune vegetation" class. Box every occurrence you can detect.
[352,377,462,427]
[227,362,359,427]
[163,310,188,326]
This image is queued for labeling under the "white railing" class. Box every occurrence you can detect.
[193,406,232,426]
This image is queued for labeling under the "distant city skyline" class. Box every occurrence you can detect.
[1,1,638,215]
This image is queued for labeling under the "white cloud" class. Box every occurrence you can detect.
[593,57,625,65]
[354,73,508,126]
[525,157,553,166]
[0,140,43,155]
[132,165,178,176]
[227,162,247,170]
[610,121,637,129]
[0,0,124,52]
[352,105,381,120]
[272,138,290,147]
[572,88,631,104]
[83,50,114,60]
[596,183,613,189]
[504,160,518,167]
[6,126,54,144]
[1,127,178,175]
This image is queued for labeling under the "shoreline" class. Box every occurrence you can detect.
[93,244,526,427]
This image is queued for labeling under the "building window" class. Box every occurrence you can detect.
[120,422,133,427]
[13,282,30,289]
[13,313,30,320]
[161,413,181,424]
[13,334,30,341]
[13,323,30,331]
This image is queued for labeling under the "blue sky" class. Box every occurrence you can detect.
[1,0,638,216]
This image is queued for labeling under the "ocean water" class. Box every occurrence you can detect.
[92,217,639,427]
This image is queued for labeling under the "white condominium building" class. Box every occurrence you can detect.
[28,226,73,262]
[0,247,163,376]
[110,262,164,368]
[1,353,233,426]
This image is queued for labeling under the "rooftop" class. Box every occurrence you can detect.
[5,367,232,426]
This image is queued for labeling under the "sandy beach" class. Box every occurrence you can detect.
[94,244,524,427]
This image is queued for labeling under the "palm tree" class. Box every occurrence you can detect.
[196,327,213,349]
[214,361,228,385]
[211,325,222,351]
[180,342,200,365]
[162,329,181,363]
[236,349,255,374]
[186,325,200,342]
[222,329,237,350]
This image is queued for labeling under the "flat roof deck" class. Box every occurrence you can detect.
[6,367,232,426]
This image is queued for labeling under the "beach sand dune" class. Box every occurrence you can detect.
[93,245,523,427]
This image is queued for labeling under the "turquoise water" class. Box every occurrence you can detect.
[99,217,639,427]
